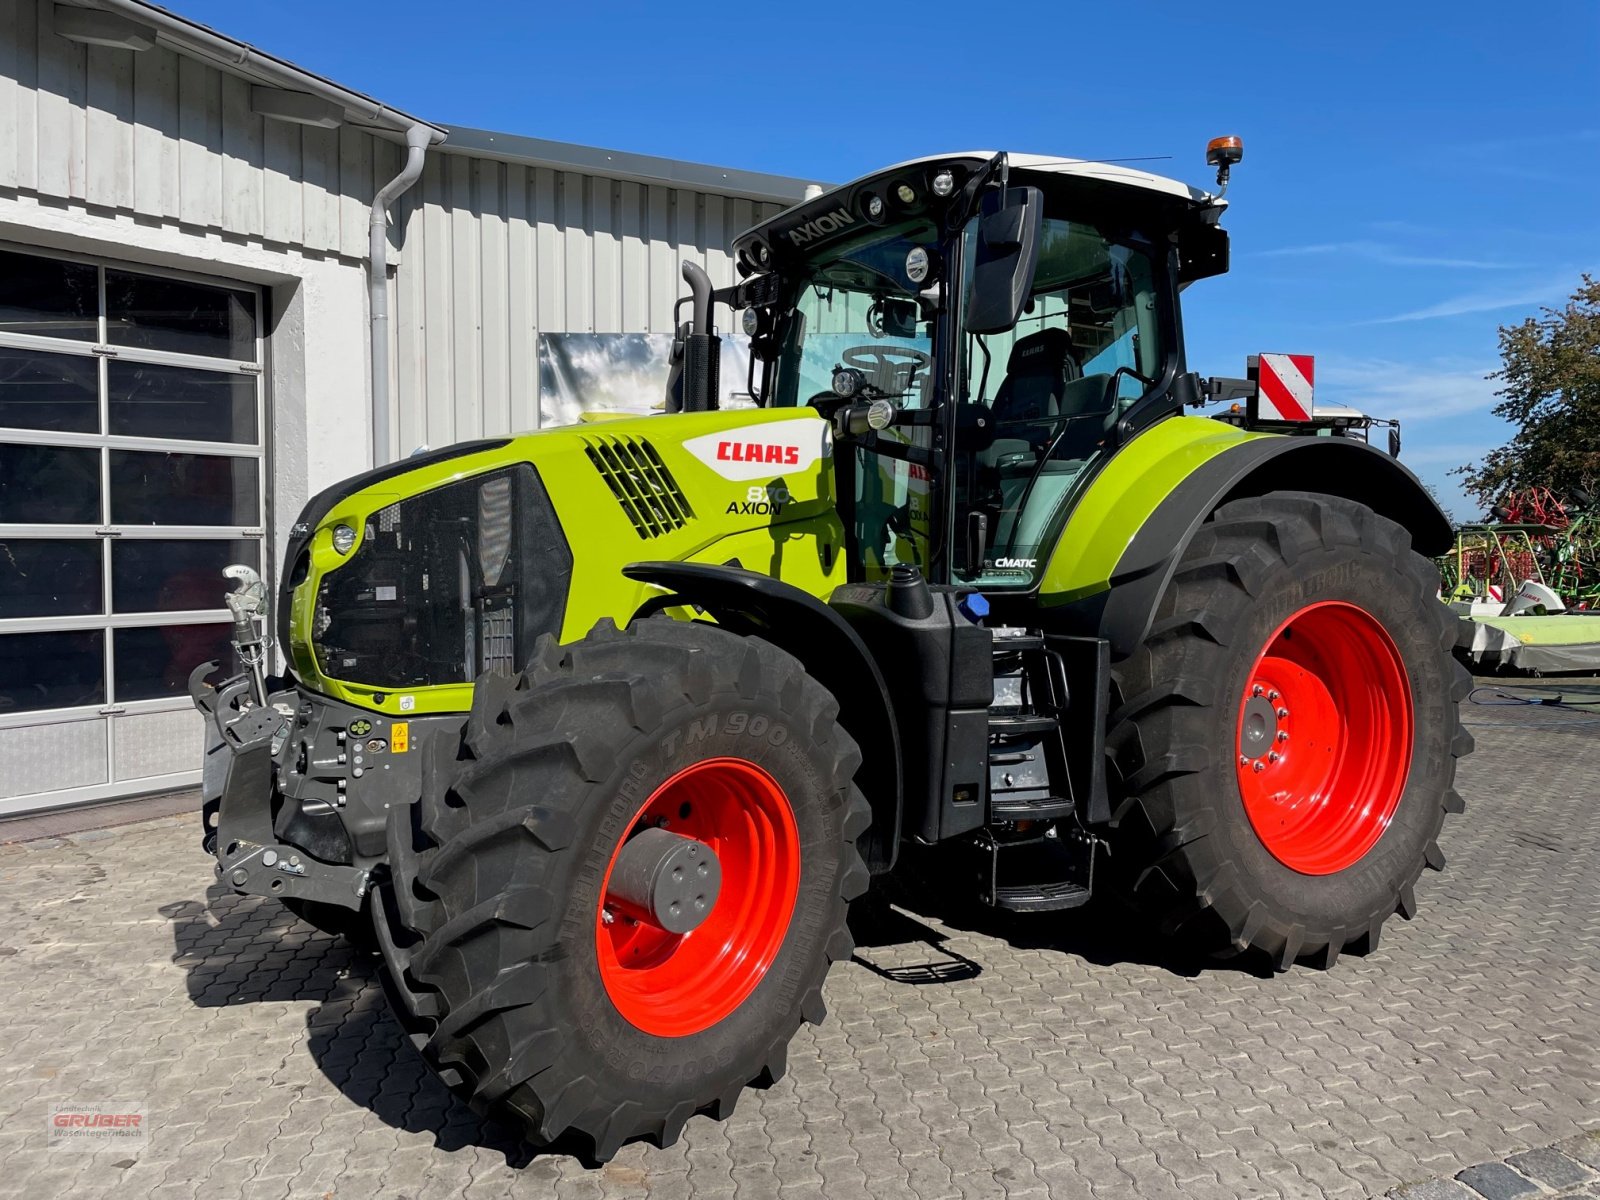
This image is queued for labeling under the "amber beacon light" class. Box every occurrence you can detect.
[1206,135,1244,194]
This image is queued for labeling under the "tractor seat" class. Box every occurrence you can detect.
[986,328,1081,451]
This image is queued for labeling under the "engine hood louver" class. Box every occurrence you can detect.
[584,434,694,538]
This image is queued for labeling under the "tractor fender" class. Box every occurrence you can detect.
[622,561,903,873]
[1066,435,1451,661]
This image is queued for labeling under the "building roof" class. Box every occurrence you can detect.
[65,0,820,202]
[70,0,447,140]
[442,127,822,205]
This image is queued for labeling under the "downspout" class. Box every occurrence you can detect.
[369,123,434,466]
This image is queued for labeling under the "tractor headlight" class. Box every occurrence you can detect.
[931,169,956,198]
[864,193,884,220]
[741,307,761,337]
[331,524,357,555]
[895,183,916,205]
[866,399,895,430]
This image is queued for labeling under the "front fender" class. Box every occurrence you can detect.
[622,561,902,873]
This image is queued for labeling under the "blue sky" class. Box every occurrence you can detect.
[192,0,1599,519]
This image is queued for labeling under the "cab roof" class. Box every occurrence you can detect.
[874,151,1215,205]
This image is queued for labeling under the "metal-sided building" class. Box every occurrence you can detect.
[0,0,814,815]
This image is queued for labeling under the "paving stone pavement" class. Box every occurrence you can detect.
[1,685,1596,1199]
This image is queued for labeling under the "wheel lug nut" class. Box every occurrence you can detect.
[1268,751,1280,763]
[1239,755,1249,766]
[1276,707,1289,720]
[1277,730,1289,742]
[1268,690,1279,701]
[1252,760,1265,773]
[1252,684,1264,697]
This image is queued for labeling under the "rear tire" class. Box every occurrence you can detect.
[372,617,869,1159]
[1105,491,1471,968]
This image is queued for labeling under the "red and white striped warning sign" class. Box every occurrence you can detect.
[1256,353,1315,421]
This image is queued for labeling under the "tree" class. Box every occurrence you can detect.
[1456,275,1600,515]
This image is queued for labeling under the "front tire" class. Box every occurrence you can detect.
[372,618,869,1159]
[1105,491,1471,968]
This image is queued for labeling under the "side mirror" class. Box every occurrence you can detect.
[963,186,1043,335]
[1387,426,1401,458]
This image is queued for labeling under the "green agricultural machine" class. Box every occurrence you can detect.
[195,141,1471,1159]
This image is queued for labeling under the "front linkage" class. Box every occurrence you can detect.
[190,567,454,920]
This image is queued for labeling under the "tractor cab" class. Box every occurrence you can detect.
[712,151,1228,590]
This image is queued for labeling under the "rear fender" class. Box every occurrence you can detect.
[1049,433,1451,660]
[623,561,902,873]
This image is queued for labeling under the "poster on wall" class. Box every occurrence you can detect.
[537,333,754,428]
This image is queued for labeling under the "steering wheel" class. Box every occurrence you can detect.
[841,344,933,403]
[842,344,932,378]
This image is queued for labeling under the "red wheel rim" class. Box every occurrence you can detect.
[596,758,800,1037]
[1235,601,1413,875]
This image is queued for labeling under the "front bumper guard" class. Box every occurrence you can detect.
[191,661,371,910]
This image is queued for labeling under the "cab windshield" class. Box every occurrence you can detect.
[770,221,940,409]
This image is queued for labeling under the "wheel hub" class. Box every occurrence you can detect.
[1238,695,1281,763]
[596,757,800,1038]
[604,827,722,934]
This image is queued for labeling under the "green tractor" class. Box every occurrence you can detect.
[195,140,1470,1159]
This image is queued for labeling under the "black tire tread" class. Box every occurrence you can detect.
[1106,491,1471,969]
[373,617,868,1160]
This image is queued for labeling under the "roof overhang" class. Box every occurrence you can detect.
[58,0,447,142]
[439,126,821,206]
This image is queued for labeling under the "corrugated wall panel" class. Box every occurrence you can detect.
[131,43,179,218]
[84,43,133,210]
[0,0,41,190]
[176,53,222,229]
[1,0,391,257]
[33,3,86,199]
[220,73,264,237]
[504,165,539,435]
[387,155,785,454]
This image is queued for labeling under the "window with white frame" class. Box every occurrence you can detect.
[0,245,265,732]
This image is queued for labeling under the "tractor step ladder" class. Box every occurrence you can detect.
[987,631,1075,822]
[978,827,1095,912]
[982,630,1094,911]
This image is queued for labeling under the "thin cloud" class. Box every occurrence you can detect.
[1256,240,1514,270]
[1313,357,1501,422]
[1359,276,1575,325]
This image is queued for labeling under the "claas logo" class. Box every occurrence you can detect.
[716,441,801,466]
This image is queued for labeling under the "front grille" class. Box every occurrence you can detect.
[584,434,694,538]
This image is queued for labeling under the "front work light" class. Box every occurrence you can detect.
[331,524,357,555]
[931,169,956,198]
[831,367,864,398]
[864,193,885,219]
